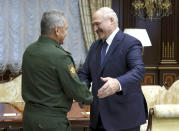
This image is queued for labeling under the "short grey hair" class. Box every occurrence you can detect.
[97,7,118,26]
[41,9,65,35]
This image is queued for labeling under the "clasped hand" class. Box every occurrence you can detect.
[98,77,120,98]
[78,102,90,110]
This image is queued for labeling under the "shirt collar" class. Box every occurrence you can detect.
[106,27,119,46]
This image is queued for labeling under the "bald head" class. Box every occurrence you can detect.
[95,7,118,26]
[92,7,118,40]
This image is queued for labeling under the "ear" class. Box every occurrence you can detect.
[110,17,115,24]
[55,27,60,36]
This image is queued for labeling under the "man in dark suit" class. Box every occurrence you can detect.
[22,9,93,131]
[78,7,148,131]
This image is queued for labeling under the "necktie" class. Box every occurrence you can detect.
[100,41,108,66]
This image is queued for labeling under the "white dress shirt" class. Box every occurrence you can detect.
[105,27,119,54]
[103,27,122,92]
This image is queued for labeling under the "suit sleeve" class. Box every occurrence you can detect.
[56,55,93,104]
[117,40,145,95]
[78,43,95,89]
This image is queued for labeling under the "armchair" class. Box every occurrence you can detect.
[0,75,23,103]
[141,80,179,131]
[147,104,179,131]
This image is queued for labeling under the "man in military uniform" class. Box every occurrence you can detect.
[22,9,93,131]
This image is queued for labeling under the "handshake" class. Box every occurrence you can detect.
[78,102,90,110]
[78,102,90,118]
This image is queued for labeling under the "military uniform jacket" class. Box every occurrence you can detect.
[22,36,92,131]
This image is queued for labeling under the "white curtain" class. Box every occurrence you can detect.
[79,0,112,50]
[0,0,86,74]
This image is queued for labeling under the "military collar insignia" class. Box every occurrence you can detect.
[55,45,61,48]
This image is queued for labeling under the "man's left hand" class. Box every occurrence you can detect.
[98,77,120,98]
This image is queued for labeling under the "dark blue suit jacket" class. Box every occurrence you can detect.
[78,30,148,130]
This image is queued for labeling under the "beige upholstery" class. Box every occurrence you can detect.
[140,85,163,131]
[153,104,179,118]
[156,80,179,104]
[148,104,179,131]
[142,85,162,110]
[140,80,179,131]
[0,75,23,102]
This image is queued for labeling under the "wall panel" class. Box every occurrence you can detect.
[112,0,179,85]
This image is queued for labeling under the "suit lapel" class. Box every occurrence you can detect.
[100,30,124,72]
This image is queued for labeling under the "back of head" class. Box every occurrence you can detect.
[41,9,64,35]
[96,7,118,26]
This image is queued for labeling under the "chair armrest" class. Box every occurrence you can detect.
[147,105,179,131]
[153,104,179,118]
[147,104,179,131]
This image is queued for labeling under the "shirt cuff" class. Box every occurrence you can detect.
[116,79,122,92]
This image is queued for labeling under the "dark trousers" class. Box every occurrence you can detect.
[90,114,140,131]
[90,114,106,131]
